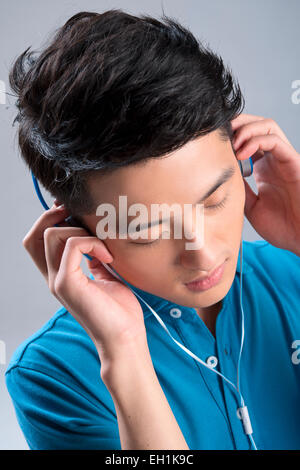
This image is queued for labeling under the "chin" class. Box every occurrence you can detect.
[184,283,230,309]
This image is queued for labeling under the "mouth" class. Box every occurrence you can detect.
[184,259,227,292]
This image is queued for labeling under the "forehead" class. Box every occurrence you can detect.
[87,129,233,207]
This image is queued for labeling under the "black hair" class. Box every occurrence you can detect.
[9,8,244,216]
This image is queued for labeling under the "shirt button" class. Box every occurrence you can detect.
[169,308,182,318]
[206,355,218,368]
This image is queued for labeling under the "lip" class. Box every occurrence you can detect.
[184,260,226,292]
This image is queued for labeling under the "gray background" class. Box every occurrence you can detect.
[1,0,299,450]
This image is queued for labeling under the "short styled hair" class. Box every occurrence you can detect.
[9,8,244,216]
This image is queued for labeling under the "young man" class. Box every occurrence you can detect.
[5,9,300,450]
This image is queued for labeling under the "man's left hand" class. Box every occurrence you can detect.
[231,113,300,256]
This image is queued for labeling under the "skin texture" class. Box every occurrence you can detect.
[81,129,246,337]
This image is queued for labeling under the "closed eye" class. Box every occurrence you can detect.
[130,230,171,246]
[130,193,229,247]
[206,193,229,211]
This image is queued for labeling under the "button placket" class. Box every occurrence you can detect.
[206,355,219,369]
[224,345,232,356]
[164,304,238,446]
[215,296,252,449]
[169,307,182,318]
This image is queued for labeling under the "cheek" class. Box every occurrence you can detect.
[225,183,245,248]
[230,194,245,220]
[103,239,170,282]
[228,178,245,220]
[213,187,244,244]
[125,243,172,271]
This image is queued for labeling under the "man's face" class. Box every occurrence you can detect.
[82,129,245,311]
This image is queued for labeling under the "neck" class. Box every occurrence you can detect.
[194,300,223,338]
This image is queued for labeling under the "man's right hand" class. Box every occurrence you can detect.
[22,203,148,374]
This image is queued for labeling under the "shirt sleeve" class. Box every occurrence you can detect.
[5,364,121,450]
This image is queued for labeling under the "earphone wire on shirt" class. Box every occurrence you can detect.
[30,169,258,449]
[101,240,259,450]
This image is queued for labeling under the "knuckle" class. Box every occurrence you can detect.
[54,276,65,296]
[265,117,274,125]
[48,280,57,296]
[22,235,31,248]
[65,236,77,250]
[43,226,56,240]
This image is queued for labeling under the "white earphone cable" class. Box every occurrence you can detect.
[100,239,258,450]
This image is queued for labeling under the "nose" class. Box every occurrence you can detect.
[178,205,220,273]
[180,241,220,273]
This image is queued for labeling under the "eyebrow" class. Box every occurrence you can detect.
[197,165,236,203]
[118,165,236,234]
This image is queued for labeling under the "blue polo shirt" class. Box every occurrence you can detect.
[5,240,300,450]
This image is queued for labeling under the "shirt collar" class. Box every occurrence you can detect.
[235,246,252,274]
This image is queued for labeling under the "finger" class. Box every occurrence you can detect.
[85,253,116,281]
[248,149,265,166]
[23,204,69,244]
[235,134,299,165]
[56,221,75,228]
[44,227,92,290]
[55,237,115,296]
[22,205,70,278]
[233,118,293,150]
[231,113,265,131]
